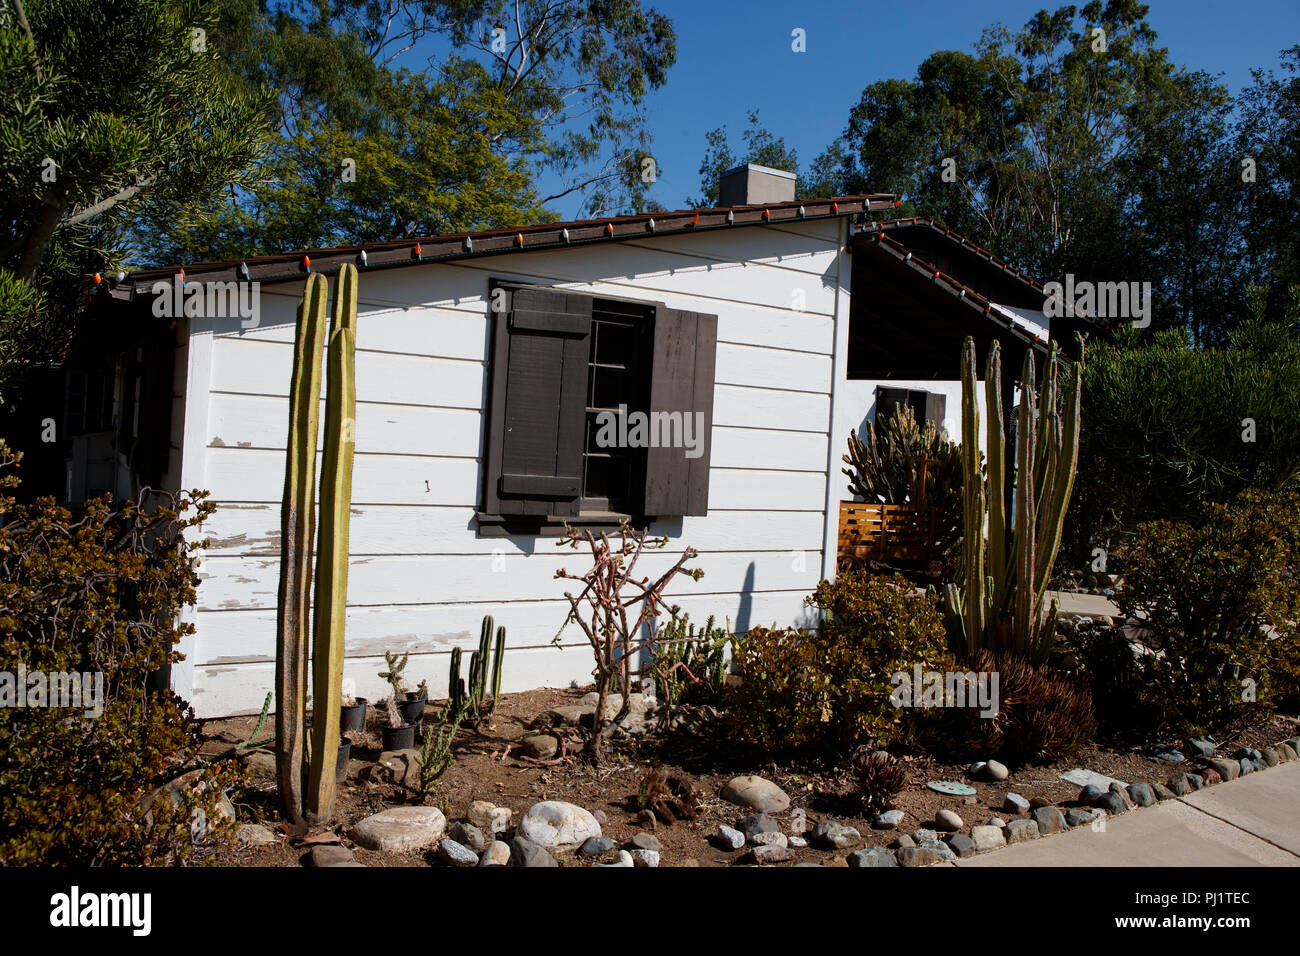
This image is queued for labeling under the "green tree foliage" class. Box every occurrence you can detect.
[1112,489,1300,735]
[0,0,274,394]
[139,0,678,262]
[816,1,1239,331]
[1070,287,1300,553]
[1235,45,1300,315]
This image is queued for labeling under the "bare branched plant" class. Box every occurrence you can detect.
[553,521,702,763]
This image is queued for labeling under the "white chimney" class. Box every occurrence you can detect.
[718,163,796,206]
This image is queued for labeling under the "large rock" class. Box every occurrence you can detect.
[1065,807,1104,828]
[1003,792,1030,814]
[739,813,780,839]
[351,806,447,852]
[578,836,617,858]
[1186,735,1216,758]
[629,848,660,867]
[544,704,595,726]
[1095,792,1128,815]
[985,759,1009,781]
[751,831,788,848]
[970,825,1006,852]
[242,751,277,785]
[518,801,602,849]
[721,775,790,813]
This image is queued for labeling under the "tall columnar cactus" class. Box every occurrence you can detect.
[448,646,464,715]
[275,274,327,826]
[490,622,505,707]
[275,264,359,827]
[945,334,1083,663]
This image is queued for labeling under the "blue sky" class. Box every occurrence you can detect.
[530,0,1300,218]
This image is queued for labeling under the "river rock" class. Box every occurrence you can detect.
[1005,819,1040,844]
[236,823,277,847]
[721,775,790,813]
[848,846,898,867]
[437,838,479,867]
[351,806,446,852]
[714,825,745,850]
[745,844,793,864]
[597,850,634,867]
[935,809,963,832]
[508,835,558,867]
[578,836,616,858]
[946,833,977,858]
[873,809,905,829]
[751,831,789,848]
[970,825,1006,851]
[309,844,356,867]
[1095,792,1128,814]
[740,813,780,840]
[1167,774,1192,796]
[814,819,860,849]
[521,733,559,759]
[1065,807,1104,828]
[449,821,487,853]
[1078,784,1103,803]
[1003,792,1030,814]
[1206,757,1239,781]
[518,801,601,849]
[629,848,660,867]
[478,841,511,866]
[1127,782,1157,807]
[897,846,941,867]
[1186,735,1216,758]
[985,759,1009,781]
[911,828,938,844]
[630,832,661,853]
[1032,806,1067,835]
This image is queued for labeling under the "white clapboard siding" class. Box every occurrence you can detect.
[191,643,599,716]
[196,547,824,612]
[193,588,817,668]
[185,218,849,716]
[200,504,827,557]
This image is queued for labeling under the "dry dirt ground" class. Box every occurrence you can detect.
[205,687,1300,867]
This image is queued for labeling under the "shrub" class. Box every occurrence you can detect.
[1067,290,1300,561]
[944,650,1096,764]
[1115,489,1300,733]
[0,488,230,865]
[725,572,952,753]
[648,608,735,714]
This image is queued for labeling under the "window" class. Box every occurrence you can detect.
[875,386,947,435]
[478,282,717,533]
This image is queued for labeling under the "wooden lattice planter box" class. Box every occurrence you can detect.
[837,501,943,564]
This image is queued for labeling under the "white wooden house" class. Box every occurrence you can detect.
[74,167,1083,717]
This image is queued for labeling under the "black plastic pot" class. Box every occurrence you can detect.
[336,738,352,783]
[340,698,368,732]
[383,723,415,750]
[397,691,427,728]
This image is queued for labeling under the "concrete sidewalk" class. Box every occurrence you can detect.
[952,762,1300,867]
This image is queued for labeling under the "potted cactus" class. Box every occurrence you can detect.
[380,650,426,729]
[340,691,368,733]
[382,695,415,751]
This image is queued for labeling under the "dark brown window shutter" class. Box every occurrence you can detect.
[875,387,907,424]
[924,392,947,431]
[484,286,592,517]
[641,307,717,517]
